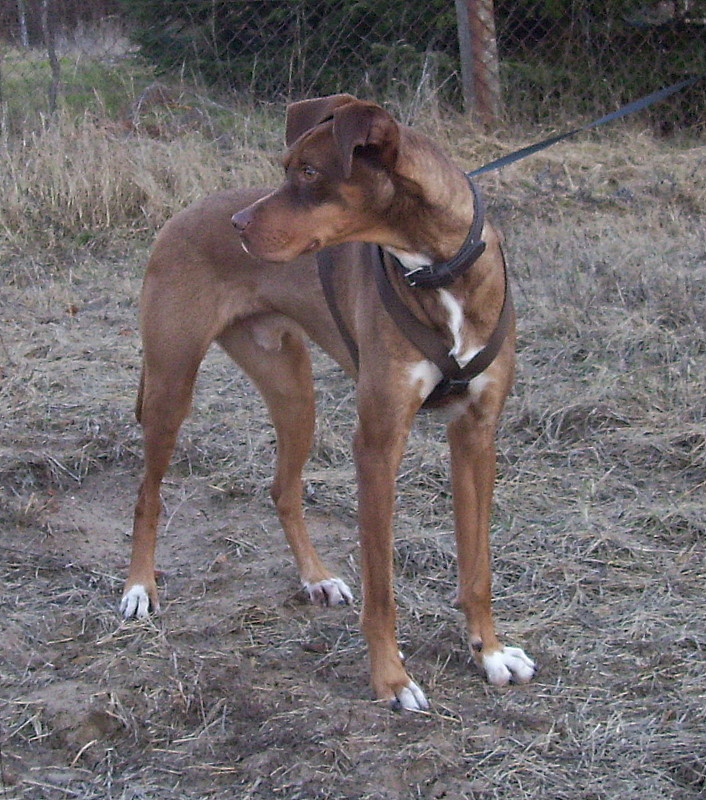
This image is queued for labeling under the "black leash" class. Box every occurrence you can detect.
[468,73,706,177]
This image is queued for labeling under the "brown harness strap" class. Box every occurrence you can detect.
[369,245,462,378]
[317,243,513,406]
[317,244,360,368]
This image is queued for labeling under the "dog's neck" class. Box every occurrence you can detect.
[384,130,478,268]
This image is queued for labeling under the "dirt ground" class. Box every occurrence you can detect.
[1,151,705,799]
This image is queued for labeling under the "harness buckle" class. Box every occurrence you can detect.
[422,375,470,408]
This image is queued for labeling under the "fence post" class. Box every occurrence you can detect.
[41,0,61,113]
[455,0,502,127]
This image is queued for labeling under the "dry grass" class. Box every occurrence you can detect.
[0,105,704,799]
[0,98,282,245]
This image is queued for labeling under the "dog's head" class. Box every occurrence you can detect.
[284,93,400,178]
[232,94,403,262]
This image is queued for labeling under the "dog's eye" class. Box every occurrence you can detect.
[300,164,319,180]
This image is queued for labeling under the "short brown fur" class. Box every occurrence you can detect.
[122,95,535,709]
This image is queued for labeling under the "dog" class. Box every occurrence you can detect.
[121,94,535,710]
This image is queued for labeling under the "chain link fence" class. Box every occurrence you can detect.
[495,0,706,131]
[0,0,705,133]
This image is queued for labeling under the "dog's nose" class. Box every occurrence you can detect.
[231,209,251,232]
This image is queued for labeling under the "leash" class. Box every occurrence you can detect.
[468,73,706,177]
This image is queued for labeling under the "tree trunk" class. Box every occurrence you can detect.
[17,0,30,48]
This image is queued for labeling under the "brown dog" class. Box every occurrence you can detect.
[121,94,535,710]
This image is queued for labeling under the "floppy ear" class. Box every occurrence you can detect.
[285,94,358,147]
[332,101,400,178]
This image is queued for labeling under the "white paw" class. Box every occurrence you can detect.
[391,680,429,712]
[303,577,353,607]
[482,646,536,686]
[120,584,156,619]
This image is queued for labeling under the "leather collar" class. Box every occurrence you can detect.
[388,176,486,289]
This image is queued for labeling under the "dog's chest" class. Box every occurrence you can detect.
[407,288,493,414]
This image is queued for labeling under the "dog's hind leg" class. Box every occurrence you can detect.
[217,316,353,606]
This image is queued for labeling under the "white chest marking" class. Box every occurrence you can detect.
[407,288,495,409]
[386,247,432,273]
[408,360,442,401]
[437,289,482,367]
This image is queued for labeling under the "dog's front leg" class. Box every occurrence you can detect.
[447,412,536,686]
[353,393,429,711]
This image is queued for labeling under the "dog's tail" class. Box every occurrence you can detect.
[135,366,145,424]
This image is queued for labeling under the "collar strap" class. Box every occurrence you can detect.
[391,176,486,289]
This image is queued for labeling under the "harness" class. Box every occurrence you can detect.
[316,178,513,409]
